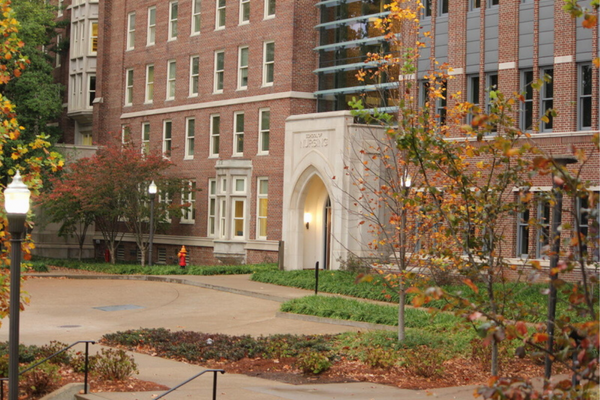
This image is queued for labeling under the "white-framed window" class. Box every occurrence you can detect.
[239,0,250,24]
[258,108,270,154]
[540,68,553,132]
[208,179,217,236]
[192,0,201,35]
[185,117,195,159]
[210,114,220,157]
[121,124,131,144]
[516,200,530,258]
[220,177,227,194]
[167,60,177,100]
[219,198,227,238]
[127,12,136,50]
[145,64,154,103]
[58,0,63,17]
[536,197,551,259]
[233,177,246,194]
[264,0,275,18]
[90,21,98,54]
[125,69,134,106]
[181,181,196,223]
[579,63,592,130]
[237,46,248,90]
[214,50,225,93]
[159,190,172,223]
[216,0,226,29]
[142,122,150,155]
[88,75,96,107]
[163,120,172,157]
[233,112,244,156]
[576,192,600,261]
[72,22,79,57]
[55,34,62,67]
[467,74,479,123]
[189,56,200,96]
[232,198,246,238]
[520,70,534,132]
[169,1,179,40]
[262,41,274,86]
[147,7,156,46]
[257,178,268,239]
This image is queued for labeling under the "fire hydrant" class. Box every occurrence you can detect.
[178,246,187,269]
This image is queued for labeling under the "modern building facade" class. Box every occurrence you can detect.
[41,0,599,271]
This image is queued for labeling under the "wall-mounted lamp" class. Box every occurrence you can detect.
[304,212,312,230]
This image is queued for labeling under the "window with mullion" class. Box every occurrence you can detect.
[125,69,134,105]
[210,114,220,157]
[216,0,226,29]
[238,47,248,90]
[169,1,179,40]
[145,64,154,103]
[521,70,534,132]
[234,112,244,155]
[147,7,156,46]
[214,51,225,92]
[516,203,530,258]
[163,120,172,158]
[257,178,268,239]
[240,0,250,24]
[263,42,275,86]
[265,0,275,18]
[185,117,195,159]
[579,64,592,130]
[259,109,270,154]
[127,12,135,50]
[181,181,196,223]
[142,122,150,155]
[192,0,201,35]
[167,60,177,100]
[536,197,551,259]
[540,68,553,132]
[208,179,217,236]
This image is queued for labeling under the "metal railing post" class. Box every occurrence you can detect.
[84,342,90,394]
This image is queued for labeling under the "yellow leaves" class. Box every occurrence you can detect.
[594,57,600,68]
[504,147,520,157]
[10,152,19,160]
[529,260,541,270]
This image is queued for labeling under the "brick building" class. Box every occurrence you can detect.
[42,0,598,270]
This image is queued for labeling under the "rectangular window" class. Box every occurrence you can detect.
[257,178,268,239]
[167,60,177,100]
[127,12,136,50]
[240,0,250,24]
[169,1,179,40]
[163,120,172,157]
[521,70,534,131]
[142,122,150,155]
[58,0,63,16]
[216,0,226,29]
[437,80,447,124]
[467,75,479,123]
[234,112,244,155]
[181,181,196,223]
[90,21,98,54]
[489,0,499,6]
[147,7,156,45]
[576,192,600,261]
[159,190,172,222]
[516,203,529,258]
[265,0,275,18]
[208,179,217,236]
[81,21,86,55]
[72,23,78,57]
[220,199,227,238]
[88,75,96,106]
[259,109,270,154]
[232,199,245,238]
[214,51,225,92]
[189,56,200,96]
[439,0,448,14]
[486,73,498,132]
[422,0,431,17]
[121,125,131,144]
[579,64,592,130]
[540,68,553,132]
[145,65,154,103]
[185,117,195,159]
[238,46,248,90]
[536,197,551,259]
[125,69,134,106]
[470,0,481,10]
[210,114,220,156]
[233,177,246,193]
[55,34,62,67]
[192,0,201,35]
[263,42,275,86]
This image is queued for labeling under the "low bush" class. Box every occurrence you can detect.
[21,362,61,398]
[296,351,332,375]
[400,345,446,378]
[94,348,138,381]
[362,347,397,369]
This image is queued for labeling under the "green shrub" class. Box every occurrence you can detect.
[296,351,331,375]
[362,347,397,369]
[37,341,72,365]
[21,363,61,398]
[94,348,138,381]
[401,346,446,378]
[71,351,99,374]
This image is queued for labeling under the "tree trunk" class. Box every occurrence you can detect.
[491,340,499,376]
[398,283,406,341]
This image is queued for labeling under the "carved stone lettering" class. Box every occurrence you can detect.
[300,132,328,148]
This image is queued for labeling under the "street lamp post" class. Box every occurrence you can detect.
[4,171,31,400]
[148,181,157,267]
[398,171,411,342]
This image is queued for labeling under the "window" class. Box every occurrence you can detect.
[233,112,244,155]
[72,23,79,57]
[470,0,481,10]
[208,179,217,236]
[192,0,201,35]
[210,114,220,156]
[258,109,270,154]
[240,0,250,24]
[257,178,268,239]
[125,69,134,106]
[189,56,200,96]
[159,190,172,222]
[214,51,225,92]
[58,0,63,16]
[422,0,431,17]
[232,199,245,238]
[81,131,93,146]
[521,70,534,131]
[167,60,177,100]
[579,64,592,130]
[233,177,246,193]
[169,1,179,40]
[536,197,551,259]
[576,192,600,261]
[145,64,154,103]
[490,0,499,6]
[142,122,150,155]
[55,34,62,68]
[216,0,226,29]
[437,80,447,124]
[163,120,172,157]
[88,75,96,106]
[147,7,156,45]
[90,21,98,54]
[540,68,553,132]
[220,199,227,238]
[467,74,479,122]
[439,0,448,14]
[127,12,135,50]
[263,42,274,86]
[185,117,195,159]
[485,73,498,115]
[238,47,248,89]
[121,125,131,144]
[516,201,530,258]
[181,181,196,223]
[264,0,275,18]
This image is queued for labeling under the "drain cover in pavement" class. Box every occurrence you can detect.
[93,305,144,312]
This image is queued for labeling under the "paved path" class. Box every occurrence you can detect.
[0,272,504,399]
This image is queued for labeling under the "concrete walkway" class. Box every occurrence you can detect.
[0,272,527,399]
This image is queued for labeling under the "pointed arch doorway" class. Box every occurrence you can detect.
[300,174,332,271]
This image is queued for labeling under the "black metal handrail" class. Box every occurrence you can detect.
[0,340,96,399]
[154,369,225,400]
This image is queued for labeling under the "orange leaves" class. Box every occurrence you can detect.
[594,57,600,68]
[532,332,549,343]
[582,13,597,29]
[463,278,479,294]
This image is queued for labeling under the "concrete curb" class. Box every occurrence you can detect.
[41,383,87,400]
[276,311,395,331]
